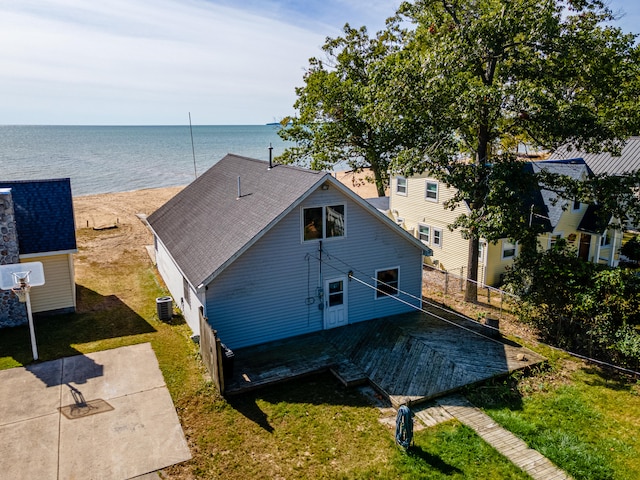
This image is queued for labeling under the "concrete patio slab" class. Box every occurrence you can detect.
[0,343,191,480]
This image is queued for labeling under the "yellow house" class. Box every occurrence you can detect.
[389,159,621,286]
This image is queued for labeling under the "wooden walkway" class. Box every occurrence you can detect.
[225,312,545,405]
[414,395,571,480]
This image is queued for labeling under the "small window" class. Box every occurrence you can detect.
[601,231,611,246]
[326,205,345,238]
[376,268,399,298]
[478,241,486,264]
[502,240,516,259]
[425,181,438,202]
[418,224,430,244]
[572,199,581,211]
[432,228,443,247]
[183,276,191,306]
[396,176,407,196]
[303,205,345,241]
[303,207,323,240]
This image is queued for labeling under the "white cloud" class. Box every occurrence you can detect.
[0,0,329,124]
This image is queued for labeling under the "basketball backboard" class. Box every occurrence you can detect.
[0,262,45,289]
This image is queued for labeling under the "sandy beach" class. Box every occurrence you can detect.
[72,170,384,275]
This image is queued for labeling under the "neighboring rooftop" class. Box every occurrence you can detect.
[552,137,640,175]
[0,178,77,255]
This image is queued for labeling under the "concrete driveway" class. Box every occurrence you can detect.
[0,343,191,480]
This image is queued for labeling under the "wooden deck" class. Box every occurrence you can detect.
[224,311,545,406]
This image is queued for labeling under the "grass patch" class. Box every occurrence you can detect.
[2,225,640,478]
[468,362,640,480]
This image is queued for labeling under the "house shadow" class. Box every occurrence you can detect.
[0,284,156,384]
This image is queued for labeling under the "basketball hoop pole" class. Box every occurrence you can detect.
[24,288,38,361]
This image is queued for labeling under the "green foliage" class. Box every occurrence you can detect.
[505,240,640,367]
[277,25,406,196]
[621,235,640,262]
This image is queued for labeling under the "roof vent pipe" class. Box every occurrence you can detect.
[237,176,241,199]
[268,143,273,170]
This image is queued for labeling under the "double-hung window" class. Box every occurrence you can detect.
[425,181,438,202]
[418,224,430,244]
[432,228,443,247]
[303,205,345,241]
[375,267,399,299]
[396,176,408,196]
[502,240,517,259]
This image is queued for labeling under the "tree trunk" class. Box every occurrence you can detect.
[368,153,387,197]
[465,235,479,302]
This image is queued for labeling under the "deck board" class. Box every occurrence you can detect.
[225,311,545,404]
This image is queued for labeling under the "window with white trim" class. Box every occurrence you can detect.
[418,224,430,244]
[502,240,516,259]
[601,230,611,246]
[478,241,486,264]
[432,228,443,247]
[303,204,345,241]
[549,233,562,249]
[425,181,438,202]
[572,199,581,211]
[183,276,191,306]
[375,267,399,299]
[396,176,407,196]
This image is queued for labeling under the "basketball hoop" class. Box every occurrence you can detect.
[11,282,31,302]
[11,272,31,303]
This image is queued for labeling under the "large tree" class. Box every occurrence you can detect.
[277,25,407,197]
[380,0,640,301]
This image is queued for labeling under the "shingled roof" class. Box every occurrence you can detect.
[0,178,77,255]
[552,137,640,175]
[148,154,329,288]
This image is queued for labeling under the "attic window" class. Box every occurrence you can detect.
[425,181,438,202]
[572,199,581,211]
[303,205,345,241]
[396,177,407,196]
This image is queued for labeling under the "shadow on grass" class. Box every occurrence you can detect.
[228,372,378,432]
[405,445,463,475]
[0,284,156,366]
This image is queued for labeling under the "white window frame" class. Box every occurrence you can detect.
[302,204,346,242]
[502,240,517,260]
[549,232,563,249]
[600,230,611,246]
[478,241,487,265]
[425,180,439,202]
[183,276,191,306]
[396,176,408,196]
[418,223,430,244]
[432,227,443,248]
[375,266,400,299]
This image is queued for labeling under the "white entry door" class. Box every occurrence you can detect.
[324,276,348,329]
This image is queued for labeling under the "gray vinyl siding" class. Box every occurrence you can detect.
[205,187,423,349]
[155,238,203,335]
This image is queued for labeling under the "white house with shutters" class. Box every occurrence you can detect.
[147,154,428,349]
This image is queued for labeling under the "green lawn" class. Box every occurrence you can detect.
[1,228,640,479]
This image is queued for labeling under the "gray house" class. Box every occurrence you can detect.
[147,154,427,349]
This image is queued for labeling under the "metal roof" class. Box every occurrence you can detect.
[552,137,640,175]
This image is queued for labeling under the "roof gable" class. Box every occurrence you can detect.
[148,154,427,288]
[148,154,327,287]
[0,178,76,255]
[531,159,592,229]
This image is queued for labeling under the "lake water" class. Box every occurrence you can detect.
[0,125,294,196]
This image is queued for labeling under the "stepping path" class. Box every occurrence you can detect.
[414,395,571,480]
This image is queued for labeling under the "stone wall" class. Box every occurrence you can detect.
[0,189,27,327]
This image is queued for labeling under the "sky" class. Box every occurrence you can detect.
[0,0,638,126]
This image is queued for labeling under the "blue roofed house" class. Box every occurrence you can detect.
[0,178,77,327]
[147,154,428,349]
